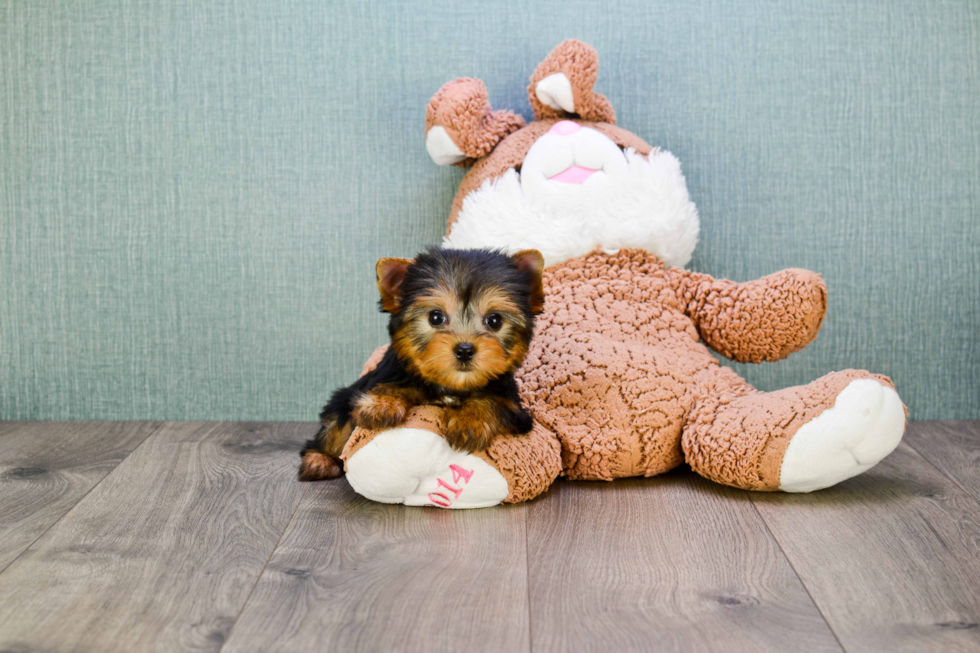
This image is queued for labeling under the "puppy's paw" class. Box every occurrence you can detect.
[351,391,410,430]
[444,408,498,453]
[298,450,343,481]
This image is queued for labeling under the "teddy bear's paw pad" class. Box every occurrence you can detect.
[345,428,509,509]
[535,73,575,113]
[779,379,906,492]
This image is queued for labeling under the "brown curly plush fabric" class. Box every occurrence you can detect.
[515,248,839,487]
[676,268,828,363]
[349,249,848,493]
[425,78,525,166]
[338,40,905,504]
[477,422,562,503]
[359,344,388,377]
[527,39,616,123]
[682,368,897,490]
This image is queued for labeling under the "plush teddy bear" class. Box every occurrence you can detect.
[338,40,907,509]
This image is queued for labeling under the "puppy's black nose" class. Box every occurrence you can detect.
[454,343,476,362]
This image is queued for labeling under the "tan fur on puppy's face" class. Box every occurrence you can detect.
[392,283,530,392]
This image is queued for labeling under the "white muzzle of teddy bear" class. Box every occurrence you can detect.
[444,122,701,269]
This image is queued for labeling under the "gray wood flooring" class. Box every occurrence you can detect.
[0,421,977,652]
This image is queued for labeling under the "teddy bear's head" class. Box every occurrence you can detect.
[425,40,700,269]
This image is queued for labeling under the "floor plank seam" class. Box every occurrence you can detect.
[0,421,165,579]
[903,439,980,508]
[218,482,307,653]
[748,497,848,652]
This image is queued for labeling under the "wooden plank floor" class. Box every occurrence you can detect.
[0,421,977,652]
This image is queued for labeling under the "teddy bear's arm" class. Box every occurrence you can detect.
[360,344,390,376]
[670,268,828,363]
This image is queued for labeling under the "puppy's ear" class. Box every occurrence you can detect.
[376,258,413,313]
[511,249,545,314]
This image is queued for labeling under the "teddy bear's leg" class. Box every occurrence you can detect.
[341,406,562,509]
[520,335,695,482]
[682,367,906,492]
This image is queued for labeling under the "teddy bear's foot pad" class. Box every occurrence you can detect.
[779,379,905,492]
[345,428,509,509]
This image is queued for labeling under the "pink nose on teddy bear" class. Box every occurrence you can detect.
[549,120,581,136]
[547,121,597,183]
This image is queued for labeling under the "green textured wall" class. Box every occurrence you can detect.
[1,0,978,421]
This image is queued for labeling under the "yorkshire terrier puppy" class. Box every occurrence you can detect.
[298,247,545,481]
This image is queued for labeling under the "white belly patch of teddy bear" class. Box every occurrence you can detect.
[444,125,701,269]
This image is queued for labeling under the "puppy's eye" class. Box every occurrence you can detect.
[428,310,446,327]
[484,313,503,331]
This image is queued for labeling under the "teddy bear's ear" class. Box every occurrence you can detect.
[528,40,616,124]
[511,249,545,314]
[425,78,525,167]
[376,258,413,313]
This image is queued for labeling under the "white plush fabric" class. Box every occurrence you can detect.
[346,428,510,508]
[535,72,575,112]
[779,379,906,492]
[426,125,467,166]
[443,127,700,268]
